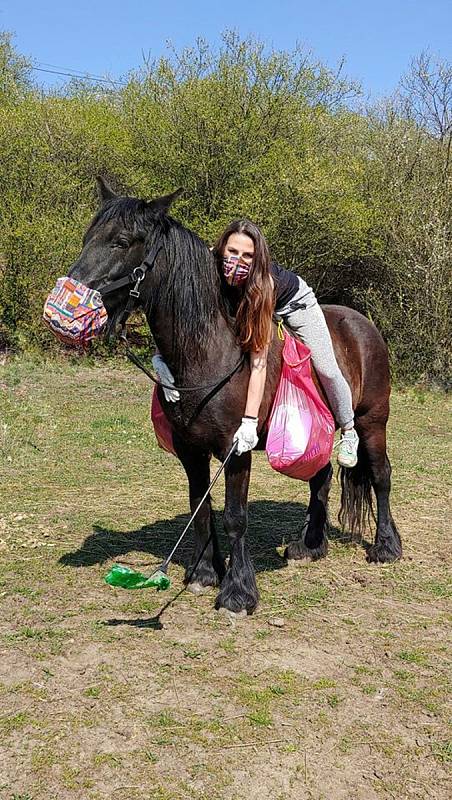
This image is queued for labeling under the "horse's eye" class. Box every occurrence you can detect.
[112,238,130,249]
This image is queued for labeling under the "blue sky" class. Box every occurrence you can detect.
[2,0,451,98]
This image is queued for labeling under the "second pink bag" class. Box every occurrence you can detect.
[266,334,335,481]
[151,388,176,455]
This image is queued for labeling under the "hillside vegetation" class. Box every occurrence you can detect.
[0,32,450,384]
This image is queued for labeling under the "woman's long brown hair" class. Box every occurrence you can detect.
[213,219,274,352]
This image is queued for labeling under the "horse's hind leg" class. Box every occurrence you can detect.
[216,450,259,615]
[174,439,225,592]
[357,420,402,563]
[284,462,332,562]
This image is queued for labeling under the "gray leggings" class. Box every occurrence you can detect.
[276,278,354,430]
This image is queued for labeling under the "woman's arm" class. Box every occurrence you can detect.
[232,346,268,455]
[244,346,269,418]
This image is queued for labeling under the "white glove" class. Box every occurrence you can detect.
[233,417,259,455]
[151,354,180,402]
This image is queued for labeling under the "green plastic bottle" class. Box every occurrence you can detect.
[104,564,170,591]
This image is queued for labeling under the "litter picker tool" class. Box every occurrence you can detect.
[104,441,238,591]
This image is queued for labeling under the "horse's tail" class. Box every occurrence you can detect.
[338,453,376,539]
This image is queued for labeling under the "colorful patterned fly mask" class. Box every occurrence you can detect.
[222,255,251,287]
[43,277,108,349]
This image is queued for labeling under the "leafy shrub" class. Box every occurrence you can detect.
[0,33,450,384]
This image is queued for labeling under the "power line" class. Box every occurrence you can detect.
[31,65,127,87]
[37,61,117,82]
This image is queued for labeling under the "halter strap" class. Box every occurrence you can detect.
[98,241,163,297]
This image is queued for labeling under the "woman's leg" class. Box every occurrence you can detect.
[288,302,354,428]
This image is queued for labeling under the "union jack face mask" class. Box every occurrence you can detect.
[222,255,251,287]
[43,277,108,349]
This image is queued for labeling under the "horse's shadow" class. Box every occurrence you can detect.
[59,499,358,575]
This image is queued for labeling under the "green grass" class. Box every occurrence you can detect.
[248,709,273,727]
[0,356,451,800]
[397,649,428,665]
[84,686,101,698]
[0,712,31,735]
[432,741,452,764]
[312,678,337,690]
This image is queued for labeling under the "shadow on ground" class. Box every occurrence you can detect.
[59,499,364,575]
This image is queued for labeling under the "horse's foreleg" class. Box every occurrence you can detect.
[174,439,225,592]
[359,422,402,563]
[284,463,332,562]
[215,451,259,615]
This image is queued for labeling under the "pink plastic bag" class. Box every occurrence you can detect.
[266,335,335,481]
[150,387,176,455]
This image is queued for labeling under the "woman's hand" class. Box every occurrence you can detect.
[233,417,259,455]
[151,354,180,402]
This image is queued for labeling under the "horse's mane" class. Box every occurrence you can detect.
[89,197,232,370]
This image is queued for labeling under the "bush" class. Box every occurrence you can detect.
[0,32,450,385]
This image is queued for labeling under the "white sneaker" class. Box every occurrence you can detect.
[337,428,359,468]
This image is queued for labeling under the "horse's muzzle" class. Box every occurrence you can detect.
[43,276,108,349]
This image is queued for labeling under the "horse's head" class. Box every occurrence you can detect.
[44,177,222,360]
[68,177,182,331]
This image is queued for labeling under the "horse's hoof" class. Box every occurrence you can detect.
[217,607,248,621]
[186,581,213,596]
[366,543,402,564]
[284,540,328,562]
[286,554,314,566]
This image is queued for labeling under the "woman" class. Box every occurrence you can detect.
[152,219,359,467]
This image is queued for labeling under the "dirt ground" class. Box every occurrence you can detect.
[0,358,450,799]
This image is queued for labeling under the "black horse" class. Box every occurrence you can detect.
[68,179,402,614]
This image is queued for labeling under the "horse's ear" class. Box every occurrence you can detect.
[148,188,184,215]
[96,176,117,204]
